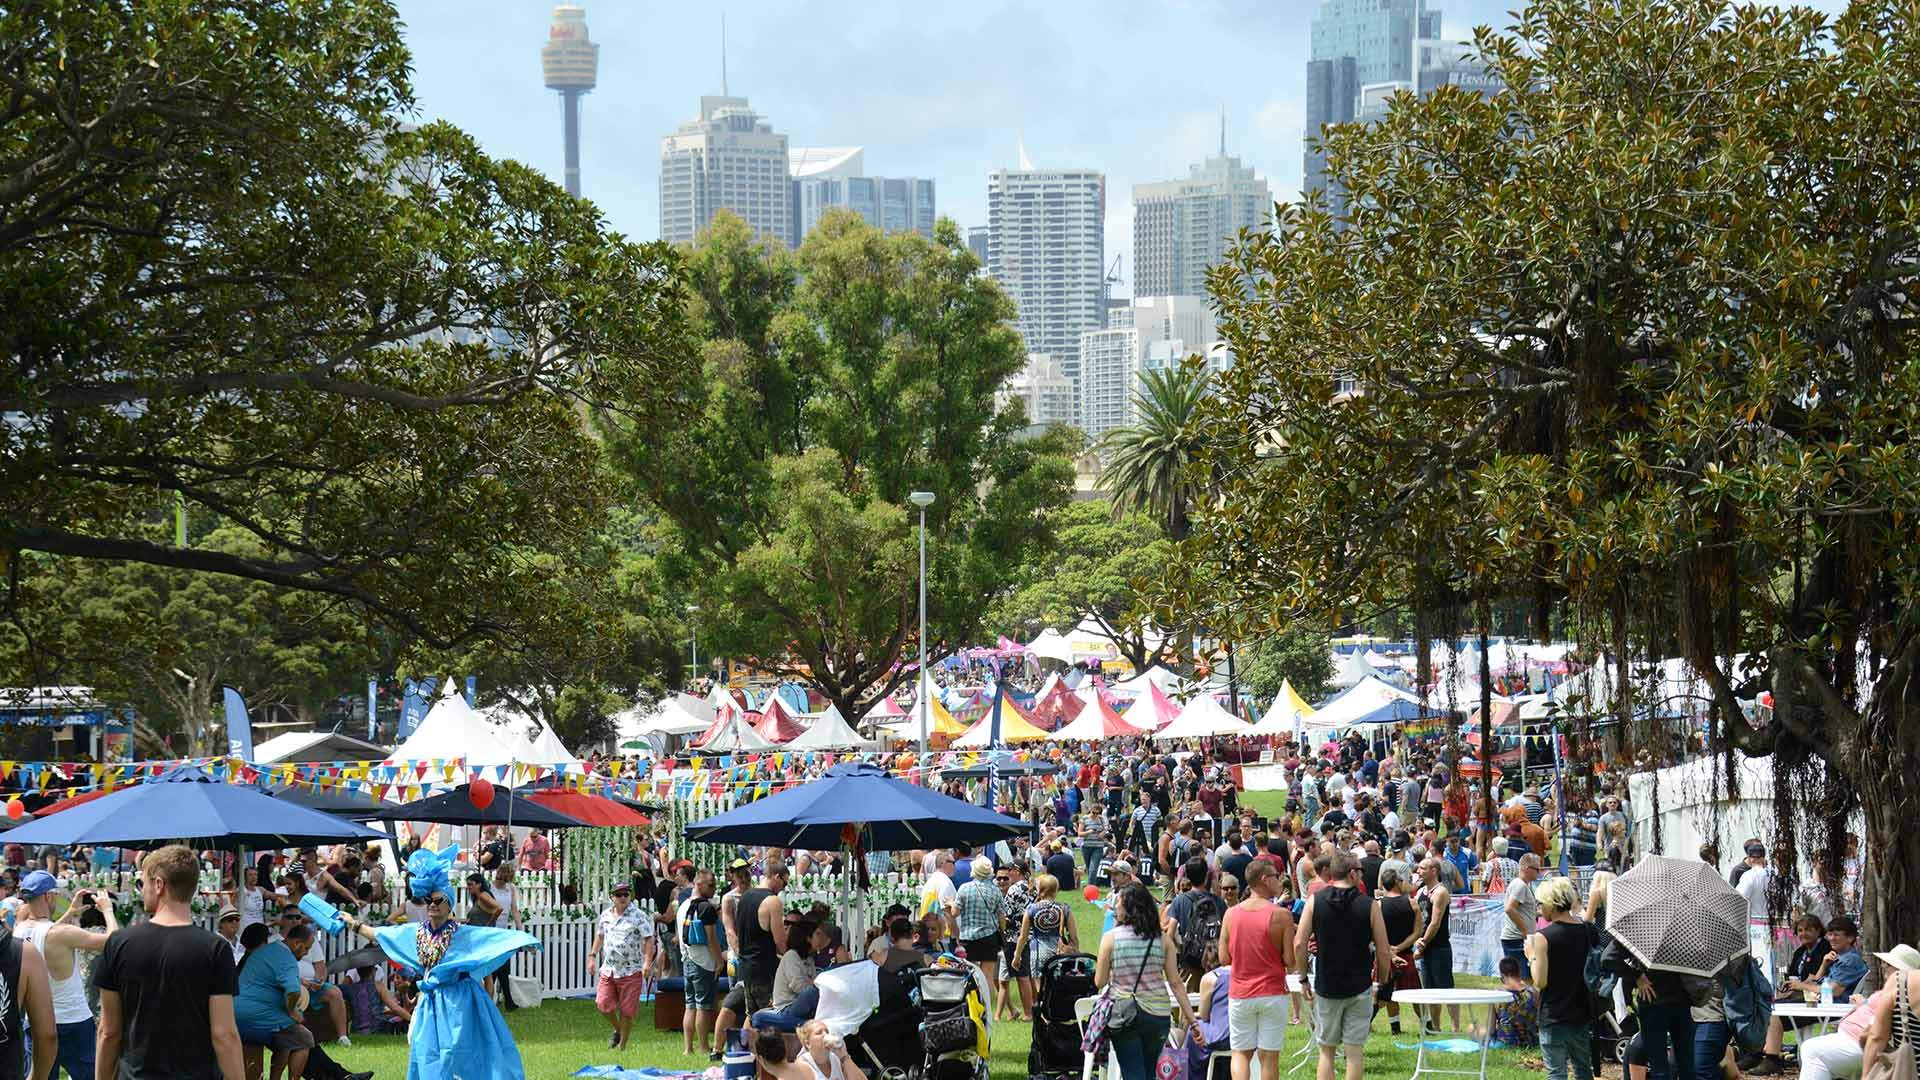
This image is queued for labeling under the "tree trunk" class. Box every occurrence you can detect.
[1851,660,1919,953]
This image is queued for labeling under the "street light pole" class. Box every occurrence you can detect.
[909,491,937,757]
[686,604,700,688]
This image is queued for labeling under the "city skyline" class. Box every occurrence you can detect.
[395,0,1575,293]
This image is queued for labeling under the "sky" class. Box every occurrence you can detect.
[391,0,1845,294]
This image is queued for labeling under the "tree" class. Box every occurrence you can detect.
[1188,0,1920,945]
[987,500,1173,672]
[1236,631,1335,706]
[601,211,1075,719]
[0,524,378,754]
[1098,366,1212,541]
[1,1,689,656]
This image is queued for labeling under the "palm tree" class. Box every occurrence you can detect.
[1097,365,1210,541]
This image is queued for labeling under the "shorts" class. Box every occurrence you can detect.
[1228,993,1290,1052]
[1420,944,1455,989]
[960,933,1004,962]
[266,1024,315,1054]
[723,977,775,1016]
[1314,992,1374,1047]
[597,971,646,1018]
[684,961,719,1010]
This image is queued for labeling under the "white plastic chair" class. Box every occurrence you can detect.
[1074,996,1121,1080]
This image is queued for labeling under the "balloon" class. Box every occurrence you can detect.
[1082,884,1099,902]
[468,776,495,811]
[4,799,22,821]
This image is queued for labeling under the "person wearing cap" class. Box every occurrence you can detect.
[216,907,244,965]
[14,867,117,1080]
[586,881,654,1051]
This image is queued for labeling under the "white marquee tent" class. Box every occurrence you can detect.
[786,704,875,750]
[1151,693,1250,740]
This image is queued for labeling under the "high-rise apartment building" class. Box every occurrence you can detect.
[987,167,1106,418]
[1305,1,1439,210]
[1078,327,1138,441]
[1000,354,1078,429]
[1078,295,1219,442]
[1132,148,1271,299]
[789,147,935,246]
[660,95,791,247]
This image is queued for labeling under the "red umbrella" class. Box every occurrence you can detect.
[34,789,113,816]
[524,790,651,827]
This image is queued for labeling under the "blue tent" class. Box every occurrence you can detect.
[3,765,387,849]
[1346,697,1432,726]
[685,760,1030,851]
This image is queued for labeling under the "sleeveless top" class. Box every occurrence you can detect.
[736,888,777,980]
[1380,896,1416,954]
[18,920,91,1023]
[1417,887,1450,948]
[1197,967,1232,1046]
[1539,920,1598,1026]
[1109,926,1173,1017]
[1311,887,1375,999]
[0,935,23,1080]
[1225,900,1289,999]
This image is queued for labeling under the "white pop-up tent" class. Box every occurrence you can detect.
[1311,675,1428,729]
[1110,665,1182,698]
[1151,693,1250,740]
[786,704,875,750]
[615,693,715,740]
[384,685,528,769]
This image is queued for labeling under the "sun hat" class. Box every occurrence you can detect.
[1875,944,1920,972]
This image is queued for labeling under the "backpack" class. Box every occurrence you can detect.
[1177,893,1224,973]
[1722,958,1775,1051]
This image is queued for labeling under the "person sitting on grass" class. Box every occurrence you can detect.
[341,963,411,1036]
[755,1021,871,1080]
[1488,956,1540,1048]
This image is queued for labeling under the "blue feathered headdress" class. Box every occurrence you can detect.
[407,844,461,900]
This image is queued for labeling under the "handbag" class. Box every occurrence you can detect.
[1082,939,1157,1053]
[1156,1037,1189,1080]
[1865,974,1920,1080]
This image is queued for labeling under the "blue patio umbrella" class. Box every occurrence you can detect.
[0,765,387,849]
[684,760,1030,851]
[937,752,1059,781]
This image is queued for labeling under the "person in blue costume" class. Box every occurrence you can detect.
[337,846,538,1080]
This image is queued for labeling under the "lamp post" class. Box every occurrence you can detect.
[686,604,700,688]
[909,491,937,756]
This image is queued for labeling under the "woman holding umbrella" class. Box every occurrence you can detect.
[334,847,538,1080]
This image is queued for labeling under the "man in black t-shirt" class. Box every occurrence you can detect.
[96,845,242,1080]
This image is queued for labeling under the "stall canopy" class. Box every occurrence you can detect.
[615,693,716,742]
[1110,665,1182,698]
[1311,675,1430,729]
[881,673,967,740]
[1151,693,1251,740]
[1250,679,1318,737]
[938,750,1059,780]
[384,686,529,769]
[1027,680,1084,731]
[692,705,774,752]
[753,696,807,744]
[1328,650,1379,689]
[0,766,386,848]
[862,695,908,720]
[686,760,1029,851]
[1024,628,1075,665]
[253,731,388,766]
[1136,681,1183,731]
[370,783,584,828]
[953,688,1051,747]
[524,790,651,827]
[1051,693,1144,741]
[786,704,875,751]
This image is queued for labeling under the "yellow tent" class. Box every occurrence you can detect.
[953,690,1052,746]
[1251,678,1319,736]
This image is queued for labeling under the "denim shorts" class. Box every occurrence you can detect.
[683,961,719,1010]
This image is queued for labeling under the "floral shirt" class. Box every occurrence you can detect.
[597,903,654,979]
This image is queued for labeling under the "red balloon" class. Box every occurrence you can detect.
[1082,884,1099,902]
[468,776,495,811]
[5,799,22,821]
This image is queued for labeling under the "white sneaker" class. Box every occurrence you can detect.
[336,1036,352,1049]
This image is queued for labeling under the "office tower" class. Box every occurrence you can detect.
[987,166,1106,419]
[660,93,792,247]
[1000,354,1078,428]
[967,226,991,268]
[1078,327,1138,441]
[789,147,936,246]
[1133,129,1271,299]
[1305,1,1435,209]
[540,5,599,198]
[1417,37,1503,97]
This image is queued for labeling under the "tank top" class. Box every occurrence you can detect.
[1379,896,1415,954]
[0,935,22,1080]
[1225,900,1289,999]
[1109,926,1172,1017]
[1538,920,1598,1026]
[18,920,91,1023]
[736,888,776,980]
[1417,887,1450,948]
[1311,887,1374,999]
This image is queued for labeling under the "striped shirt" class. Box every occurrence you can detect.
[1109,926,1173,1016]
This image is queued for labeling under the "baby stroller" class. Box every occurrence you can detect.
[848,963,924,1080]
[1029,952,1097,1080]
[916,962,991,1080]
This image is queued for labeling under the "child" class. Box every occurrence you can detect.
[341,963,412,1035]
[1487,956,1540,1048]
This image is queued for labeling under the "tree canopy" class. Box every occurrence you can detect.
[601,211,1076,719]
[1190,0,1920,942]
[1,0,688,668]
[987,499,1173,672]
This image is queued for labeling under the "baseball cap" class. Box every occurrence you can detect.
[610,882,632,895]
[1744,840,1766,858]
[16,871,57,899]
[218,906,241,922]
[1108,860,1136,878]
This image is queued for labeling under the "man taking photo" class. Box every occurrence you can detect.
[12,870,116,1080]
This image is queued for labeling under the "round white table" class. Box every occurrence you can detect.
[1390,989,1516,1080]
[1774,1002,1853,1040]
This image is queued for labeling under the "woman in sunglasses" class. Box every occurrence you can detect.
[335,846,538,1080]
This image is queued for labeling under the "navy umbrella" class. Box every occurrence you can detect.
[0,766,387,849]
[684,760,1030,851]
[936,752,1060,781]
[367,783,585,829]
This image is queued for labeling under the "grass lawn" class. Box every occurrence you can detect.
[330,790,1554,1079]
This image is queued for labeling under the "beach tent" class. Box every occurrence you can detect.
[786,704,875,751]
[1151,693,1251,740]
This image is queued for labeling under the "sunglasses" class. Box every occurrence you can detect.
[427,895,451,906]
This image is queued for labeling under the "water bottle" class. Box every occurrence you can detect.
[1820,980,1833,1008]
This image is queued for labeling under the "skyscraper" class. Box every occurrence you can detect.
[1133,126,1271,299]
[540,5,599,198]
[1078,327,1138,441]
[1304,1,1438,210]
[967,226,990,269]
[999,355,1078,429]
[790,147,937,246]
[659,94,792,247]
[987,166,1106,419]
[1079,295,1219,442]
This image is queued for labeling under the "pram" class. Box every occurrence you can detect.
[915,961,991,1080]
[1028,952,1097,1080]
[847,964,924,1080]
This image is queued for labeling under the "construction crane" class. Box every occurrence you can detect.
[1104,253,1126,290]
